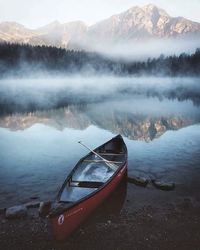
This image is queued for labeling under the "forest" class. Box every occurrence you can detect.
[0,42,200,77]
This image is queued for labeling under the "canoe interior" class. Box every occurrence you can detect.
[59,135,127,203]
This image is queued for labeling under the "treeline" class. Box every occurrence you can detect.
[0,42,199,77]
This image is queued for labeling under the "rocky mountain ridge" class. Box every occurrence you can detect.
[0,4,200,49]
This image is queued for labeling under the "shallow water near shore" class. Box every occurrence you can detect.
[0,110,200,206]
[0,89,200,208]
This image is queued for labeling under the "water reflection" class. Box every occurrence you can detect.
[0,98,200,141]
[0,95,200,207]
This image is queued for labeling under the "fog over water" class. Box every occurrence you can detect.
[0,75,200,207]
[0,76,200,114]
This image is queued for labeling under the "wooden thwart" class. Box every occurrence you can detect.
[83,159,122,164]
[99,153,124,156]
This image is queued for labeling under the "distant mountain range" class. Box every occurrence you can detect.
[0,4,200,52]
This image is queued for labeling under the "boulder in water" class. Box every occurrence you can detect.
[127,174,149,187]
[152,180,175,191]
[6,205,27,219]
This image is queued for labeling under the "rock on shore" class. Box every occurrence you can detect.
[6,205,27,219]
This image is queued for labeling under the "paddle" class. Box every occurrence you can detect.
[78,141,118,171]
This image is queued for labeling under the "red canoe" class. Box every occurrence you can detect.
[49,134,128,240]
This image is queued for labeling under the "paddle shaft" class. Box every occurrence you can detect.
[78,141,118,171]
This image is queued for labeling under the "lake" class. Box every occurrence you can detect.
[0,77,200,207]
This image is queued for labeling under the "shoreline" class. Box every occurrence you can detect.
[1,182,200,250]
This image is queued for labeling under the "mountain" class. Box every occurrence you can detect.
[0,22,36,43]
[0,4,200,51]
[35,20,87,47]
[87,4,200,42]
[0,20,87,47]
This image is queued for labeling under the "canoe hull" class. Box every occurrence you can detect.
[51,162,127,240]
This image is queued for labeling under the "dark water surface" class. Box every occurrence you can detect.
[0,77,200,208]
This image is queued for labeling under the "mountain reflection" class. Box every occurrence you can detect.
[0,105,90,131]
[1,98,200,141]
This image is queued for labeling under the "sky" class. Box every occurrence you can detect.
[0,0,200,28]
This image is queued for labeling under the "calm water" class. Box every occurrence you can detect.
[0,78,200,207]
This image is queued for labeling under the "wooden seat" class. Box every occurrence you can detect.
[70,181,104,188]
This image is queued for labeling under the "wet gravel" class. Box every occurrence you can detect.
[1,182,200,250]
